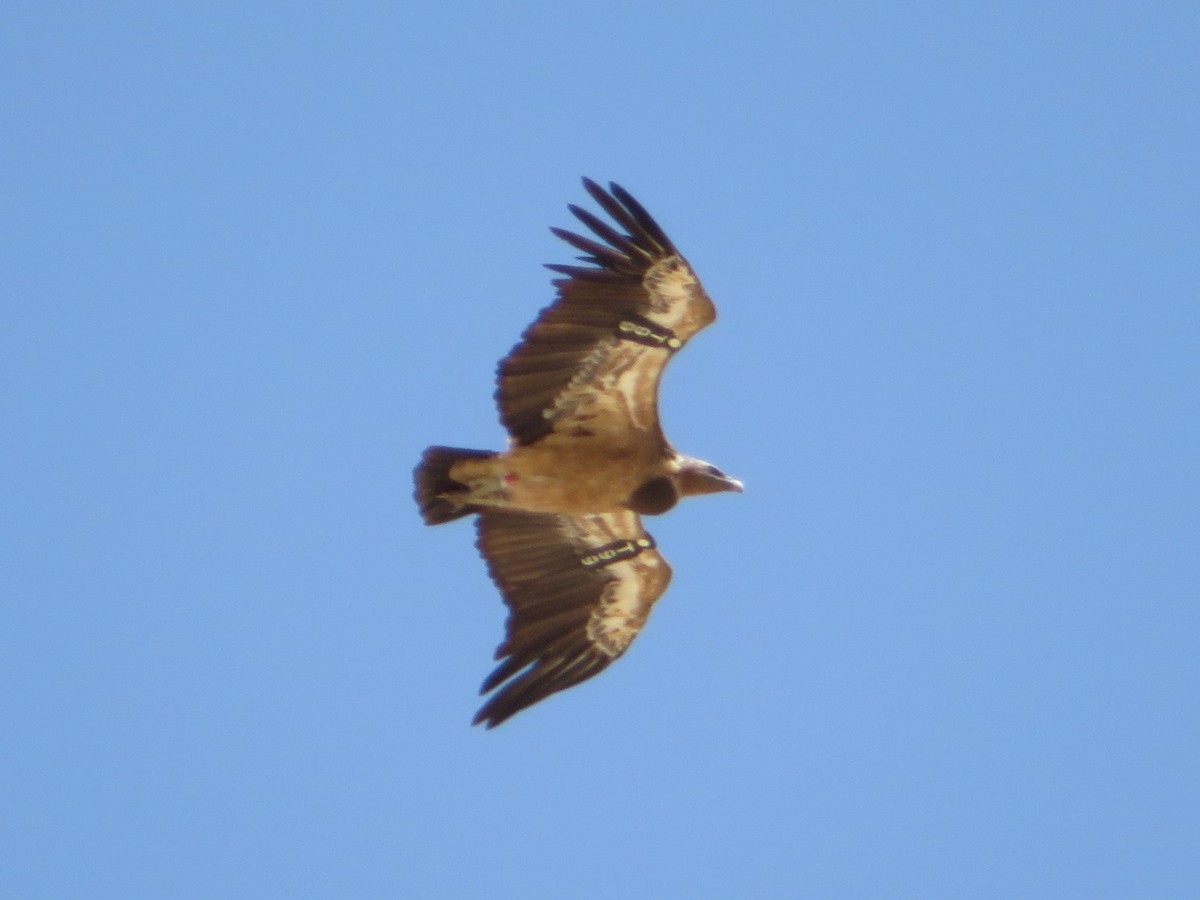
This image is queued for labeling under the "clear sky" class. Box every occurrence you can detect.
[3,3,1198,898]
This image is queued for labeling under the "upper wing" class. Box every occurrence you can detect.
[472,508,673,728]
[496,179,717,447]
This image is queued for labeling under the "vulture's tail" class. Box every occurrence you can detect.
[414,446,495,525]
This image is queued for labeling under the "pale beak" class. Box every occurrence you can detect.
[710,475,739,496]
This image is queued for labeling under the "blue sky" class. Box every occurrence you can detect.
[3,2,1198,897]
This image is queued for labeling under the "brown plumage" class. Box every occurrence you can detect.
[414,178,741,728]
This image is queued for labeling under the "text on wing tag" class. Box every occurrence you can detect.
[616,315,683,350]
[579,535,656,569]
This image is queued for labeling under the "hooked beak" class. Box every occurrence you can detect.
[677,457,745,497]
[701,472,744,495]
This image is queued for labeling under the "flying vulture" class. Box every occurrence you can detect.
[414,178,741,728]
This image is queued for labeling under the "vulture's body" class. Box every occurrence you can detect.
[415,179,740,727]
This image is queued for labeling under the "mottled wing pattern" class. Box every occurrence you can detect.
[472,508,672,728]
[496,179,717,447]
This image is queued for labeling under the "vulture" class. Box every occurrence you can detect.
[414,178,741,728]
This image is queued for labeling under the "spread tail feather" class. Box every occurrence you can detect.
[414,446,495,525]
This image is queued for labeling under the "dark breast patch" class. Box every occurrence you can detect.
[627,475,680,516]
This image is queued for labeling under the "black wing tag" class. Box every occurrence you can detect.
[617,314,683,350]
[579,535,657,569]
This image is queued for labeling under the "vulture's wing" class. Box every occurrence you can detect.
[472,508,672,728]
[496,179,716,448]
